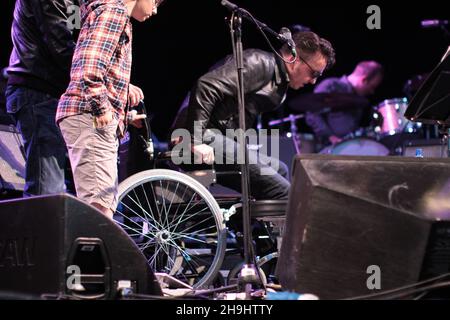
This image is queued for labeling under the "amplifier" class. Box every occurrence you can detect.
[402,139,448,158]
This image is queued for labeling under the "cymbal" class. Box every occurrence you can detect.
[268,113,305,126]
[286,92,370,112]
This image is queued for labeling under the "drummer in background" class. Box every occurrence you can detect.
[306,61,384,148]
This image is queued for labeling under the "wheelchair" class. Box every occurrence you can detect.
[114,120,286,289]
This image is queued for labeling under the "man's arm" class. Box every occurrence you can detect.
[34,0,77,74]
[186,50,275,143]
[75,6,128,117]
[186,50,275,162]
[305,78,339,139]
[305,111,334,140]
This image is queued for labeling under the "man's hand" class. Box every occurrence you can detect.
[128,84,146,128]
[128,109,147,129]
[94,109,114,128]
[329,135,343,145]
[128,83,144,107]
[192,144,215,165]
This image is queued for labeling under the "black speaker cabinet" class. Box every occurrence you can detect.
[0,194,161,299]
[277,154,450,299]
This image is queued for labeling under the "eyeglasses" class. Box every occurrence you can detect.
[299,56,323,79]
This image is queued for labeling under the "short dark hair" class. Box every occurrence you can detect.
[352,61,384,81]
[289,24,311,33]
[156,0,165,5]
[281,31,336,70]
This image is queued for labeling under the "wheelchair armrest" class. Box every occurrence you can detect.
[215,170,241,176]
[157,150,181,161]
[186,169,217,188]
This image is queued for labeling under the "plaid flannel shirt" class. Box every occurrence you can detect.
[56,0,132,135]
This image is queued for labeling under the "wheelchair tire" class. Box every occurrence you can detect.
[115,169,226,288]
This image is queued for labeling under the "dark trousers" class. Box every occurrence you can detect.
[209,134,290,200]
[5,85,67,196]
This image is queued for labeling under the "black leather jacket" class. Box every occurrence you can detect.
[7,0,78,97]
[183,49,290,143]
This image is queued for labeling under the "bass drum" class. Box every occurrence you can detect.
[320,138,390,156]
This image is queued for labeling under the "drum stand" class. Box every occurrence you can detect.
[268,114,305,154]
[447,129,450,158]
[439,126,450,157]
[289,115,302,154]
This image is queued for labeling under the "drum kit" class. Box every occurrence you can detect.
[270,92,424,156]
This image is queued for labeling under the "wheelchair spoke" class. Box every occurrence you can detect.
[172,225,219,241]
[170,215,217,240]
[172,233,218,246]
[168,183,191,226]
[137,239,157,250]
[166,243,215,279]
[115,207,158,237]
[171,191,197,228]
[115,169,226,288]
[141,183,163,229]
[159,179,174,230]
[165,181,180,219]
[119,194,162,231]
[149,180,163,223]
[149,244,164,269]
[170,205,210,233]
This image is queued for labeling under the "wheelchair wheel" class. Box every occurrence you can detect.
[114,169,226,288]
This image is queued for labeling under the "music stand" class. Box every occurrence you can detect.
[404,48,450,156]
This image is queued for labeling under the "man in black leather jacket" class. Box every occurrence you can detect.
[5,0,79,196]
[172,31,335,200]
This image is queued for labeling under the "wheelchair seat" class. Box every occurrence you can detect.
[250,199,288,217]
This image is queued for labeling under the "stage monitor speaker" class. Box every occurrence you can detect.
[0,194,162,299]
[277,154,450,299]
[0,124,25,192]
[402,139,448,158]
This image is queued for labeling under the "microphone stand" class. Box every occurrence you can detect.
[221,0,292,298]
[230,10,259,297]
[222,0,293,47]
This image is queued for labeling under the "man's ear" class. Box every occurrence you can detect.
[285,58,295,73]
[361,75,369,84]
[294,56,302,69]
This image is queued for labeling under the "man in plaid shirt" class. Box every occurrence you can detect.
[57,0,163,219]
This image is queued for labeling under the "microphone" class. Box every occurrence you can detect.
[279,27,297,58]
[421,19,449,28]
[221,0,238,11]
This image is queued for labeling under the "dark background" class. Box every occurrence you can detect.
[1,0,448,139]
